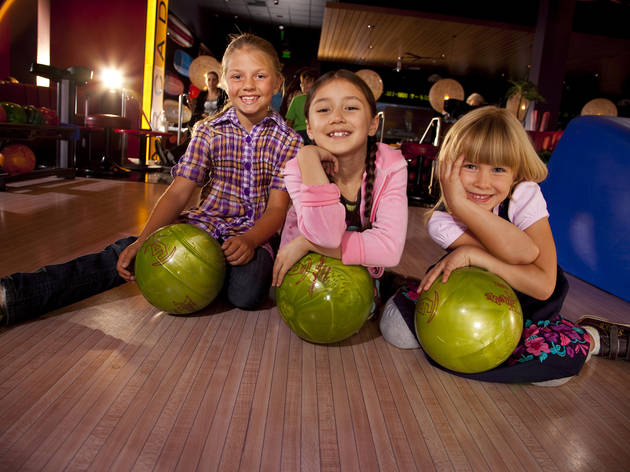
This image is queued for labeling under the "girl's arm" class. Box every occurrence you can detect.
[420,217,558,300]
[272,234,341,287]
[283,147,346,248]
[297,145,339,185]
[339,163,408,268]
[441,155,539,264]
[222,188,290,266]
[117,176,198,280]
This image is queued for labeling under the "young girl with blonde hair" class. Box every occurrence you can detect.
[1,34,301,324]
[381,106,626,384]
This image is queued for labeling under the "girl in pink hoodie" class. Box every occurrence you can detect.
[272,69,408,289]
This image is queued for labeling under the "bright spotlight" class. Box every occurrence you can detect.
[101,67,123,89]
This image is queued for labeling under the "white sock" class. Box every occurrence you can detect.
[582,325,600,360]
[532,376,573,387]
[379,296,420,349]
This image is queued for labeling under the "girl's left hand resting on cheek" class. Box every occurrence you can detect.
[222,235,256,266]
[418,245,484,293]
[272,235,312,287]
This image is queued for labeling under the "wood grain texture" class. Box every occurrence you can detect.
[1,176,629,471]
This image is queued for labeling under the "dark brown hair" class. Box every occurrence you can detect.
[304,69,378,230]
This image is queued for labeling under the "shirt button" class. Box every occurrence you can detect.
[245,136,251,143]
[243,187,250,196]
[244,162,251,171]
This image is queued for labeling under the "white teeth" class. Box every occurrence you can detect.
[328,131,349,137]
[241,96,258,104]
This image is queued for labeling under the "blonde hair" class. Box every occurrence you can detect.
[220,33,283,90]
[430,106,548,215]
[196,33,282,129]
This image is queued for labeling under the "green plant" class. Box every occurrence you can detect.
[506,79,546,103]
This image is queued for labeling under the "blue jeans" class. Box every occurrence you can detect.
[2,236,274,325]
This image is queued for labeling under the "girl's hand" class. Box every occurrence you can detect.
[440,154,469,213]
[418,245,481,293]
[297,145,339,181]
[116,240,144,281]
[316,149,339,177]
[222,235,256,266]
[272,236,311,287]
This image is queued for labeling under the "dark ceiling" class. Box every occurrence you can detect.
[168,0,630,98]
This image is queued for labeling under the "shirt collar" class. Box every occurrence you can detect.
[211,107,285,132]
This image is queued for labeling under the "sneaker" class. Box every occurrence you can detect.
[577,315,630,360]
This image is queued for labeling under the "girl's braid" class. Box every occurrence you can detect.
[363,136,378,230]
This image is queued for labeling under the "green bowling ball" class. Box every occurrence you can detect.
[0,102,27,124]
[415,266,523,374]
[134,224,226,314]
[276,253,374,344]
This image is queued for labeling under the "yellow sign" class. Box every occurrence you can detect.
[142,0,169,131]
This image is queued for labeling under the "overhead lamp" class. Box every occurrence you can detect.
[581,98,617,116]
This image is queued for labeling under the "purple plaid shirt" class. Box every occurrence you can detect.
[171,107,301,241]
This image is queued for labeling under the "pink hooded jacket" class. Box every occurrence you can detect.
[280,142,408,278]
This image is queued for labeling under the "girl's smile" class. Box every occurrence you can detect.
[306,79,379,158]
[459,161,515,211]
[224,48,281,131]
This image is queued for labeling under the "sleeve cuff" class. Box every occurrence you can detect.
[300,183,340,207]
[341,231,364,265]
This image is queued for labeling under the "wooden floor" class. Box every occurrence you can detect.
[1,176,629,471]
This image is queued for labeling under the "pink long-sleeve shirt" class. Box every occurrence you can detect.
[280,142,408,277]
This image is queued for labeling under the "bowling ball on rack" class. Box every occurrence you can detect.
[0,102,27,124]
[38,107,59,125]
[0,144,37,175]
[23,105,44,125]
[276,253,374,344]
[134,224,226,314]
[415,266,523,374]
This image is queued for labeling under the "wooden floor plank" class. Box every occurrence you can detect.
[153,312,236,471]
[171,311,249,471]
[194,311,262,471]
[281,332,303,471]
[386,345,454,471]
[217,311,271,472]
[315,343,341,471]
[338,338,380,472]
[104,317,206,471]
[259,318,291,471]
[2,177,630,472]
[131,313,223,471]
[524,384,628,471]
[370,324,437,471]
[300,339,321,472]
[19,306,166,472]
[351,330,399,470]
[407,351,486,471]
[239,310,282,471]
[56,311,182,471]
[327,343,361,472]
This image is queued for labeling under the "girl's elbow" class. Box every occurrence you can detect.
[301,228,342,248]
[532,281,555,301]
[506,246,539,265]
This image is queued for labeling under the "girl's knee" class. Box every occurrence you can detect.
[226,283,267,310]
[379,296,420,349]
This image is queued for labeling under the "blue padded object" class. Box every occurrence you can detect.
[541,116,630,302]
